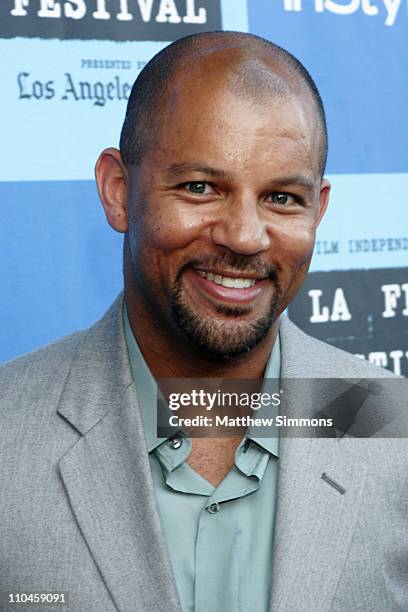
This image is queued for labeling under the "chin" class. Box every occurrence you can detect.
[170,293,281,359]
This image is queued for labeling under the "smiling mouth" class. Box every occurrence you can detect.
[196,270,258,289]
[186,266,270,308]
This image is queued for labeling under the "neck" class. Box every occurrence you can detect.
[124,284,280,381]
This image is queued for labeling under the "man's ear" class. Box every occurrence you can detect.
[95,147,128,233]
[316,178,331,227]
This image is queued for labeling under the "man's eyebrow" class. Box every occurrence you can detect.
[266,175,316,193]
[164,162,230,179]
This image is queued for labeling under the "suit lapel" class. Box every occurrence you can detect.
[270,317,368,612]
[57,296,181,612]
[271,437,367,612]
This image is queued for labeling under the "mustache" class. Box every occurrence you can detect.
[177,253,279,281]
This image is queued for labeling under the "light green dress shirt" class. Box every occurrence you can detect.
[124,308,280,612]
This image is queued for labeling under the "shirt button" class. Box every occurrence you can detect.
[168,436,182,450]
[206,502,220,514]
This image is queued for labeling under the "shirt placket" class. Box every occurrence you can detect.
[193,440,271,612]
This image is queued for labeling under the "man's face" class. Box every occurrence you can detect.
[125,78,329,357]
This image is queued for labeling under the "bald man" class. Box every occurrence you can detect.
[1,32,407,612]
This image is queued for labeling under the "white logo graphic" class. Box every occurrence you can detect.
[283,0,404,27]
[10,0,207,24]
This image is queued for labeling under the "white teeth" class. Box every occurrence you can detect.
[197,270,256,288]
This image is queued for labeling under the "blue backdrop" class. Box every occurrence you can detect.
[1,0,407,374]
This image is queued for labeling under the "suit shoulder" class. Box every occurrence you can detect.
[0,330,87,405]
[280,316,398,379]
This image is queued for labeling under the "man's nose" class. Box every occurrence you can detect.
[210,195,271,255]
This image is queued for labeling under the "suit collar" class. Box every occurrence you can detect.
[271,315,368,612]
[57,294,182,612]
[57,293,133,435]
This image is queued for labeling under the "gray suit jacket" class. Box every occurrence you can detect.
[1,295,407,612]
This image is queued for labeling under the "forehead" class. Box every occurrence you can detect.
[149,74,321,180]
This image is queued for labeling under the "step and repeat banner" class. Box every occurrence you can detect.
[247,1,408,377]
[1,0,407,375]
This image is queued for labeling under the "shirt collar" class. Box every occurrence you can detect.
[246,333,280,457]
[124,305,280,458]
[124,305,170,452]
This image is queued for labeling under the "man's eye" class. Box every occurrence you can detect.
[269,192,295,206]
[184,182,211,195]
